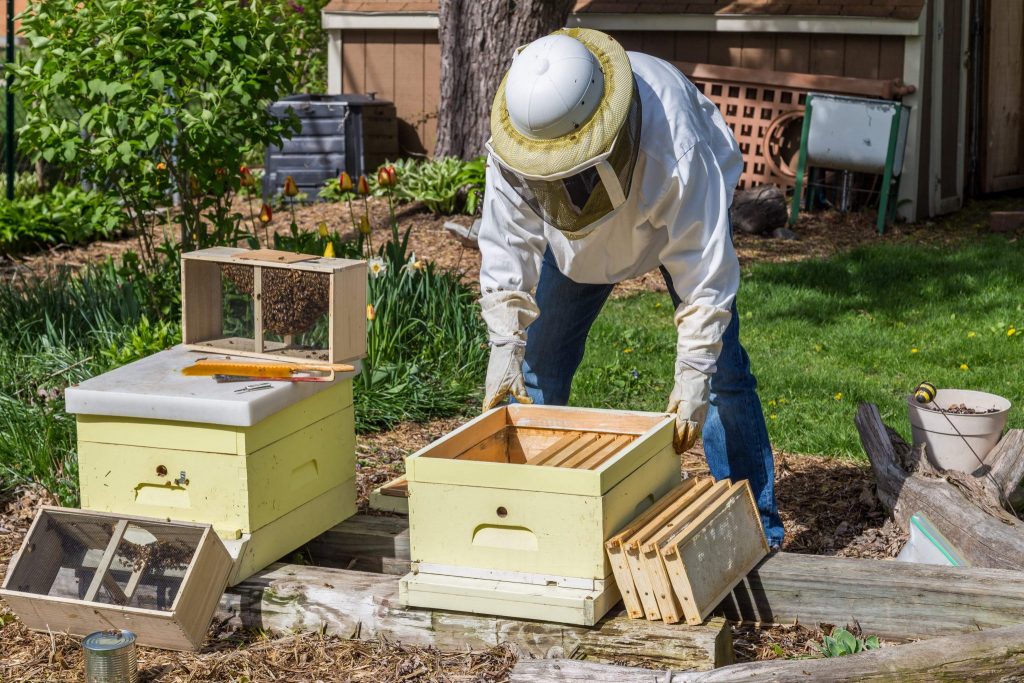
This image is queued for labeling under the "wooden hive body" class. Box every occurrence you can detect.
[0,507,232,651]
[181,247,366,366]
[68,347,358,585]
[401,405,681,625]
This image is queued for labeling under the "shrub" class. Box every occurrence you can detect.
[13,0,298,260]
[0,184,125,255]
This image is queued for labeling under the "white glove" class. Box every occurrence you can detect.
[667,365,711,454]
[667,303,731,454]
[480,291,540,411]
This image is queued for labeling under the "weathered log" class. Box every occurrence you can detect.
[511,622,1024,682]
[979,430,1024,506]
[856,402,1024,569]
[216,564,731,670]
[728,185,788,236]
[718,551,1024,640]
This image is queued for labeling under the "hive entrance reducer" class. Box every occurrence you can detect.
[0,507,232,651]
[182,247,367,366]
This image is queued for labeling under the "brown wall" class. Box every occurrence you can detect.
[339,29,906,155]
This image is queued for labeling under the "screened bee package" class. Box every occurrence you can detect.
[181,247,366,365]
[0,507,232,651]
[400,404,681,625]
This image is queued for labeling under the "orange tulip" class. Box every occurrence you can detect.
[283,175,299,197]
[356,175,370,196]
[338,171,353,192]
[385,165,397,186]
[240,165,255,188]
[155,161,167,171]
[259,203,273,223]
[366,304,376,321]
[377,167,391,188]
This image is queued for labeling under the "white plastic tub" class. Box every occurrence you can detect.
[907,389,1011,473]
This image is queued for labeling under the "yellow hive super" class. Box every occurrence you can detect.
[66,346,357,584]
[405,405,681,583]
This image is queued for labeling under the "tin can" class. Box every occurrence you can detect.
[83,630,138,683]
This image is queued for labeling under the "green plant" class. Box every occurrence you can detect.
[818,628,880,657]
[276,0,331,93]
[13,0,299,261]
[0,184,125,255]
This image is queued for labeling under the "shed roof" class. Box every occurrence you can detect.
[322,0,925,20]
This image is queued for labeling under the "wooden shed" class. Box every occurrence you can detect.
[322,1,1022,222]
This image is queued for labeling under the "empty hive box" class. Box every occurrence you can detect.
[0,507,232,651]
[181,247,366,365]
[65,345,359,585]
[399,405,681,626]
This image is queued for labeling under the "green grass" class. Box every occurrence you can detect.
[573,236,1024,458]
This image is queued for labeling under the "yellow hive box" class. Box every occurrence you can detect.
[66,346,358,584]
[400,405,681,625]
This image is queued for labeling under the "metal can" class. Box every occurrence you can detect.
[83,630,139,683]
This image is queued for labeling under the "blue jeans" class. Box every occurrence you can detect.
[521,249,784,546]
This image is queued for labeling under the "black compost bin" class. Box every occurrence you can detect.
[263,94,398,200]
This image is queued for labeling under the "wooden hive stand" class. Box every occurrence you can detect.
[181,247,366,366]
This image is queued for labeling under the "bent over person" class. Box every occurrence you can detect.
[477,28,783,548]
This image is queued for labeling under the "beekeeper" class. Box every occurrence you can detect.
[478,28,783,547]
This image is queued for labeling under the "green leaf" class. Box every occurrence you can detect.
[116,141,131,157]
[150,70,165,91]
[232,35,247,51]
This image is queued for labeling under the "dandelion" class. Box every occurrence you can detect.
[318,222,329,238]
[834,392,843,401]
[623,348,633,354]
[911,348,918,354]
[368,257,387,278]
[366,304,376,321]
[767,399,777,407]
[779,398,787,404]
[323,242,335,258]
[960,363,969,371]
[1009,327,1018,337]
[968,331,977,338]
[769,414,778,420]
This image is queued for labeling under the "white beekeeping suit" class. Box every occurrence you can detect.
[479,29,742,453]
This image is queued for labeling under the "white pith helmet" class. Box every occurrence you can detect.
[504,34,605,140]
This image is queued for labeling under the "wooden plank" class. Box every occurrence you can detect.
[379,477,408,497]
[84,519,129,602]
[233,249,317,264]
[363,29,396,101]
[774,34,810,74]
[673,31,709,65]
[217,563,731,670]
[506,404,668,435]
[422,32,440,154]
[644,481,731,553]
[544,433,602,467]
[173,526,234,649]
[740,34,775,71]
[454,429,513,463]
[663,482,769,625]
[252,266,263,354]
[677,62,907,100]
[180,259,223,345]
[843,35,881,80]
[511,626,1024,683]
[707,32,742,67]
[809,34,846,77]
[642,30,675,61]
[393,30,426,155]
[639,544,682,624]
[414,407,508,461]
[877,35,905,81]
[302,515,1024,643]
[581,435,632,470]
[329,261,367,363]
[341,29,366,93]
[982,0,1024,192]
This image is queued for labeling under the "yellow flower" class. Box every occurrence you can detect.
[366,304,376,321]
[623,348,633,354]
[968,331,977,338]
[911,348,918,354]
[834,392,843,401]
[1009,327,1018,337]
[318,222,329,238]
[767,399,776,407]
[283,175,299,197]
[359,215,371,236]
[323,242,335,258]
[769,414,778,420]
[960,363,969,371]
[778,398,787,404]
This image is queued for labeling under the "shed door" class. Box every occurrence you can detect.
[981,0,1024,192]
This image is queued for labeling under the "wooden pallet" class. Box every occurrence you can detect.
[605,478,769,625]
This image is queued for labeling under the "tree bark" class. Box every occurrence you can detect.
[855,403,1024,569]
[434,0,576,159]
[511,624,1024,682]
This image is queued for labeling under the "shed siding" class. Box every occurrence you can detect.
[338,29,905,154]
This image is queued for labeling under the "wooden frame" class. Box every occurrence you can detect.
[181,247,366,366]
[0,507,232,651]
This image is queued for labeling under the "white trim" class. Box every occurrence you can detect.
[327,29,343,95]
[321,12,439,30]
[928,0,944,217]
[321,10,923,36]
[898,31,925,222]
[412,562,609,591]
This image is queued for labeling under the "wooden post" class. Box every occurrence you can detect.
[253,265,263,354]
[83,519,129,603]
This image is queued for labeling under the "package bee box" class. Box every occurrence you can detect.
[400,405,681,625]
[66,346,359,585]
[181,247,366,366]
[605,477,768,625]
[0,507,232,651]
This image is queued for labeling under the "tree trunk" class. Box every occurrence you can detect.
[855,403,1024,569]
[435,0,575,159]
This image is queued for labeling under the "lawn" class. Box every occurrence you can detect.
[574,235,1024,458]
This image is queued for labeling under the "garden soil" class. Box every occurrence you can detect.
[5,194,1003,681]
